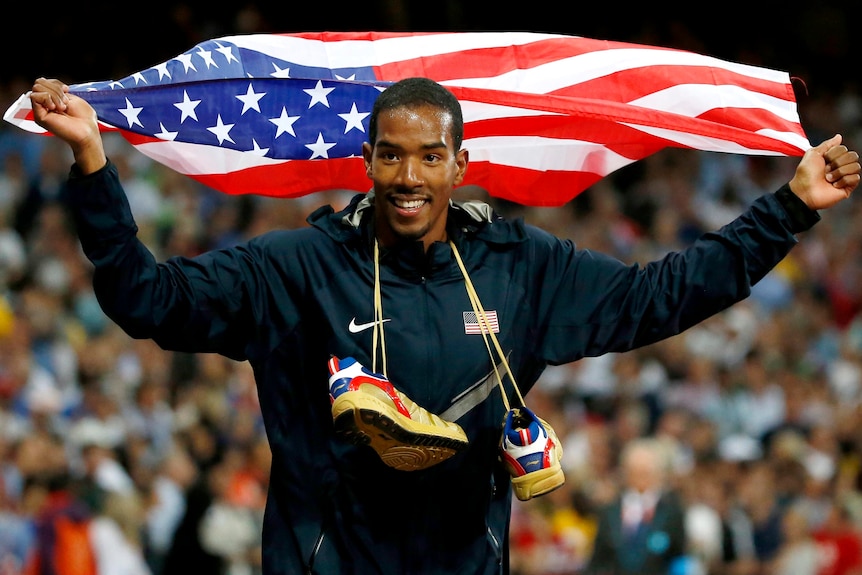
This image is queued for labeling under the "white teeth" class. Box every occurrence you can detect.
[394,199,425,209]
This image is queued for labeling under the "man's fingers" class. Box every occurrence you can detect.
[826,155,862,191]
[828,162,857,181]
[30,89,69,113]
[830,172,861,195]
[824,145,850,165]
[828,150,860,174]
[30,78,71,111]
[816,133,842,154]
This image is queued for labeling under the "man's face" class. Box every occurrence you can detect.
[363,104,468,251]
[624,447,662,493]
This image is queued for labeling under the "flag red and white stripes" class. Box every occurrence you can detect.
[3,31,811,206]
[464,311,500,335]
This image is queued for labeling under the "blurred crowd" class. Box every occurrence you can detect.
[1,7,862,575]
[0,83,859,575]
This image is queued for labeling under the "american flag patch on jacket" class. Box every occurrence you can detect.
[463,311,500,334]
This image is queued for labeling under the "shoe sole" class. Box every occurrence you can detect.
[332,392,468,471]
[510,463,565,501]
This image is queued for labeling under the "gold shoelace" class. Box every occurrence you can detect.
[372,239,387,377]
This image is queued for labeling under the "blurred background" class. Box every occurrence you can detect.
[1,2,857,95]
[1,3,861,575]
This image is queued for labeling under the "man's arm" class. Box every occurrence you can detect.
[532,137,859,363]
[29,77,260,360]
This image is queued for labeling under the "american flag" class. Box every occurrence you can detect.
[464,310,500,335]
[3,31,811,207]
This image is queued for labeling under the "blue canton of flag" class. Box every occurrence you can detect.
[78,77,383,161]
[73,38,388,162]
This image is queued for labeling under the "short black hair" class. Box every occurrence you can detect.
[368,77,464,151]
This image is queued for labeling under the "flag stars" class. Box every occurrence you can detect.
[270,63,291,78]
[175,53,196,73]
[305,133,336,159]
[196,47,217,69]
[118,98,143,129]
[214,42,238,65]
[269,107,300,138]
[174,91,201,123]
[207,115,235,145]
[248,140,270,157]
[154,123,178,141]
[304,80,335,108]
[153,62,171,80]
[338,103,369,133]
[236,84,266,115]
[131,72,147,85]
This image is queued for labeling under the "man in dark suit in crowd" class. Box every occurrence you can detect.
[585,437,688,575]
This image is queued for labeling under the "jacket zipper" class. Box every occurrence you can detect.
[487,525,503,568]
[306,529,325,574]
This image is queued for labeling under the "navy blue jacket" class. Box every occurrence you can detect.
[63,161,818,574]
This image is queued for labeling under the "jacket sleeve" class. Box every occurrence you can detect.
[534,185,819,363]
[62,160,269,360]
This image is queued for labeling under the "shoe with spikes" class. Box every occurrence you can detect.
[327,356,469,471]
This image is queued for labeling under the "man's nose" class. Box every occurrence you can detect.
[394,158,423,187]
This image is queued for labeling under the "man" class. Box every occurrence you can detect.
[29,75,860,574]
[584,437,688,575]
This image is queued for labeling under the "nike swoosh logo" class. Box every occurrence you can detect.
[348,317,392,333]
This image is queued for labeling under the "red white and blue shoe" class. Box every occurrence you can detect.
[499,406,565,501]
[327,356,469,471]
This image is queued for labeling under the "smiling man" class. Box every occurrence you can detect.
[28,74,860,574]
[363,79,468,249]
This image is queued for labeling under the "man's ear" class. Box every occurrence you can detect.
[454,148,469,186]
[362,142,373,179]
